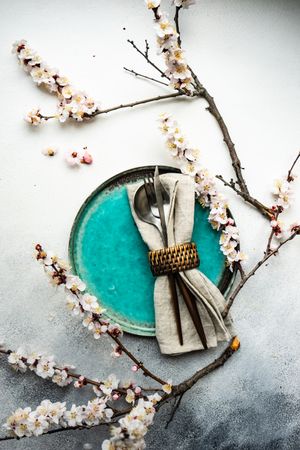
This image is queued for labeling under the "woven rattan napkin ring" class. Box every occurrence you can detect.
[149,242,200,276]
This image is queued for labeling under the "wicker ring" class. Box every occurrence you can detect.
[149,242,200,276]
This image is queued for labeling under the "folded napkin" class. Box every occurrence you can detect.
[127,173,235,355]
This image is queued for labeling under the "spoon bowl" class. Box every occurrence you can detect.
[133,184,162,235]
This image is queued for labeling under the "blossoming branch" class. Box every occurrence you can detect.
[269,157,299,242]
[12,40,99,124]
[35,244,167,386]
[145,0,195,94]
[158,113,247,268]
[35,245,123,339]
[4,398,113,438]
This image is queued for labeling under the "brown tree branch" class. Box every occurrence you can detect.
[106,332,166,385]
[157,337,240,412]
[90,92,185,117]
[175,337,240,393]
[265,210,280,255]
[123,67,170,87]
[174,6,182,46]
[287,150,300,182]
[222,230,300,317]
[127,39,169,81]
[165,393,184,428]
[199,88,249,194]
[216,175,273,219]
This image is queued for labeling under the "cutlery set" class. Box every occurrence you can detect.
[134,166,208,348]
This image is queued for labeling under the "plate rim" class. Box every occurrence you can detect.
[69,165,236,336]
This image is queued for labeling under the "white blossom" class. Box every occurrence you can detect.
[25,108,44,126]
[65,275,86,292]
[270,218,286,239]
[42,146,57,157]
[162,379,173,394]
[84,398,113,426]
[7,349,27,373]
[100,374,120,396]
[47,401,66,424]
[35,355,55,379]
[52,369,72,387]
[147,393,162,404]
[65,150,81,167]
[66,295,82,316]
[172,0,196,8]
[80,293,99,312]
[102,395,159,450]
[111,344,123,358]
[145,0,160,8]
[63,404,84,427]
[125,389,135,404]
[27,412,49,436]
[93,321,108,339]
[273,178,293,210]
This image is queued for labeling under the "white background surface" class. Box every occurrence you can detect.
[0,0,300,449]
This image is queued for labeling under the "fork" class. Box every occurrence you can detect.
[144,174,170,221]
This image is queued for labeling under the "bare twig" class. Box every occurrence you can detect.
[287,150,300,182]
[165,392,184,428]
[90,92,185,117]
[104,332,166,385]
[145,39,150,59]
[174,6,182,46]
[236,262,246,280]
[222,230,299,317]
[266,209,280,255]
[123,67,169,87]
[216,175,273,219]
[127,39,169,81]
[199,88,249,194]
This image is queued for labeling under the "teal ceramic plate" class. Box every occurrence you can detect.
[69,166,235,336]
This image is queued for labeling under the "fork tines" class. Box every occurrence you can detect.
[143,175,156,205]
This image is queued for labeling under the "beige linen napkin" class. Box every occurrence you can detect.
[127,173,235,355]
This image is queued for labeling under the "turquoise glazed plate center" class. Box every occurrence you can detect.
[69,166,233,336]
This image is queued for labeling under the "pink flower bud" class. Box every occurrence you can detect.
[81,150,93,165]
[131,365,139,372]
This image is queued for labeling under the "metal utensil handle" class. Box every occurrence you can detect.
[154,167,168,247]
[175,274,208,349]
[168,274,183,346]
